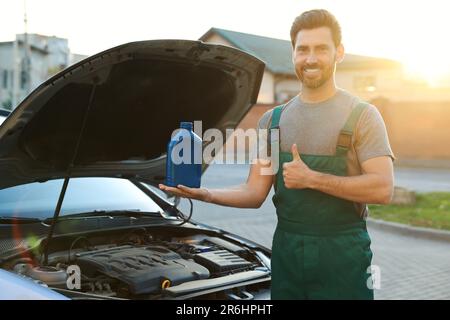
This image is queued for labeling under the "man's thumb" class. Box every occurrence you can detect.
[291,144,301,161]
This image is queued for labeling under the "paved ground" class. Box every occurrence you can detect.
[394,166,450,192]
[177,164,450,300]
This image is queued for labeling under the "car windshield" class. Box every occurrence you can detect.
[0,177,162,220]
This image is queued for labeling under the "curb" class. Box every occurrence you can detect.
[394,160,450,170]
[367,218,450,243]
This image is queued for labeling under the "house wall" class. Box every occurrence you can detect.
[274,75,298,103]
[258,71,275,104]
[336,66,404,101]
[373,98,450,163]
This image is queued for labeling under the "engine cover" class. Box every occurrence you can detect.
[194,250,253,273]
[75,245,210,295]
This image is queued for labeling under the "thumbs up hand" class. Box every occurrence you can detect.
[291,143,301,162]
[282,144,316,189]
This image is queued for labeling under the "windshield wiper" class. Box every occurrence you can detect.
[42,210,163,224]
[0,217,42,224]
[1,211,162,225]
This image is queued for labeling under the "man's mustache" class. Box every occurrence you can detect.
[303,64,321,69]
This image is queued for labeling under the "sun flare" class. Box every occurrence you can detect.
[402,56,450,87]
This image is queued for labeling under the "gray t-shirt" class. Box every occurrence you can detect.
[258,89,395,177]
[257,89,395,217]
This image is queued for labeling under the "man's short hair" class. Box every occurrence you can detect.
[290,9,342,48]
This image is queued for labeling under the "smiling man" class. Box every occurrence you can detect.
[159,9,395,300]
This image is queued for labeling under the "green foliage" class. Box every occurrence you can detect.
[369,192,450,230]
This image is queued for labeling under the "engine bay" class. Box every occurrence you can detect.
[3,226,271,299]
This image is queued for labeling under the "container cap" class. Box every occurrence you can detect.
[180,122,193,130]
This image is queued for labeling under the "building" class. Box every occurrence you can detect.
[0,34,87,109]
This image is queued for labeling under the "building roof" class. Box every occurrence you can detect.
[200,28,295,75]
[200,28,401,76]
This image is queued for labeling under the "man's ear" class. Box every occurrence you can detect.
[336,43,345,64]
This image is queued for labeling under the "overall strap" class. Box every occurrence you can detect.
[270,105,284,129]
[336,102,369,157]
[265,104,285,156]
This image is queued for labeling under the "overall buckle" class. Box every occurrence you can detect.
[337,130,352,149]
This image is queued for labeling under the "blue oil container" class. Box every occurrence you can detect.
[165,122,202,188]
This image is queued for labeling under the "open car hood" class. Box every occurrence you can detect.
[0,40,264,190]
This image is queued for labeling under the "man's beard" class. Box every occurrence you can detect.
[295,61,335,89]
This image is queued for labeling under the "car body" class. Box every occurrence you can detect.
[0,109,9,125]
[0,40,270,300]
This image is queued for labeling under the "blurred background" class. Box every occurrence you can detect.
[1,0,449,299]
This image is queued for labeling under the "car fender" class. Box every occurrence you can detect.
[0,269,69,300]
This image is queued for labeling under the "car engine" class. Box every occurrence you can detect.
[75,245,212,295]
[6,228,270,299]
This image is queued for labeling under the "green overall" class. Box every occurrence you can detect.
[269,102,374,300]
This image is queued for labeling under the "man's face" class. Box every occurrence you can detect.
[292,27,344,89]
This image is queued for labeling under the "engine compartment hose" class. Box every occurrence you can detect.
[161,279,171,289]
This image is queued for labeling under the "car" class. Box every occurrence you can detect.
[0,40,270,300]
[0,108,9,125]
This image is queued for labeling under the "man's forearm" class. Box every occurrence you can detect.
[206,184,264,208]
[309,171,392,204]
[160,162,273,208]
